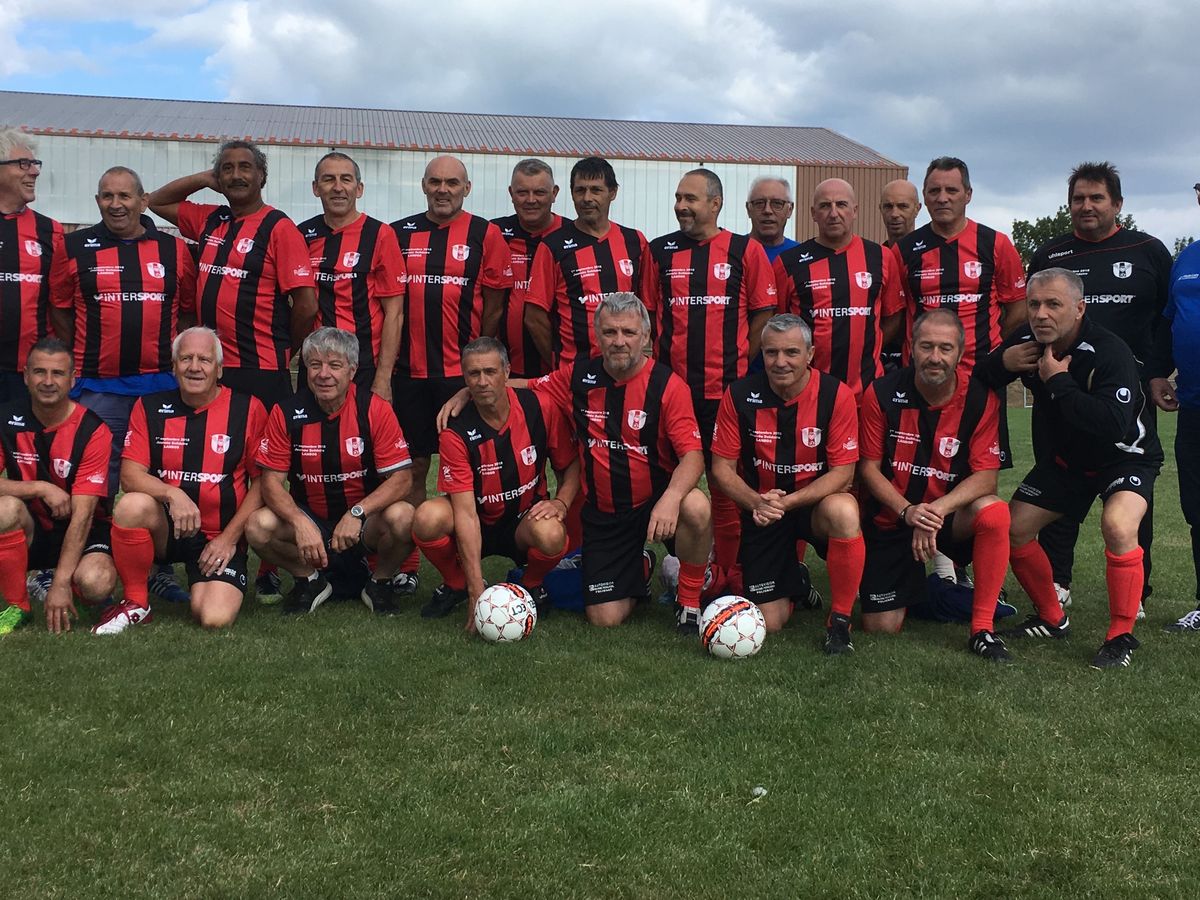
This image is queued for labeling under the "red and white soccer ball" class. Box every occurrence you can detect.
[700,595,766,659]
[473,583,537,643]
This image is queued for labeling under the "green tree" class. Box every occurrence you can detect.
[1175,236,1196,259]
[1011,205,1137,267]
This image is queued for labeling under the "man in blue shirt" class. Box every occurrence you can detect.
[746,177,798,263]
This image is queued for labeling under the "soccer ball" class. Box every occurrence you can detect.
[473,583,537,643]
[700,595,766,659]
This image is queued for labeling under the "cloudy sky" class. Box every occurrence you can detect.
[4,0,1198,245]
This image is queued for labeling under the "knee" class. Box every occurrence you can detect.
[0,495,25,530]
[112,492,159,528]
[860,613,903,634]
[819,493,861,537]
[74,558,117,601]
[196,605,237,629]
[244,508,280,548]
[679,489,712,531]
[586,601,630,627]
[1100,514,1138,551]
[527,517,566,555]
[383,500,415,537]
[412,499,452,542]
[759,599,791,633]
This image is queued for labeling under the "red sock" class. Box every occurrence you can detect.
[825,536,865,619]
[1105,547,1143,639]
[413,534,465,590]
[0,529,30,611]
[710,484,740,573]
[1009,539,1064,625]
[400,546,420,575]
[970,501,1011,634]
[111,524,154,609]
[523,539,565,587]
[677,560,706,610]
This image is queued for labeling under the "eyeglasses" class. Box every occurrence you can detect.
[748,198,792,212]
[0,159,43,171]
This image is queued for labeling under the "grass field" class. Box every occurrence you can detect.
[3,409,1199,899]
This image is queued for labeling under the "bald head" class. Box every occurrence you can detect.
[879,180,921,243]
[422,155,471,224]
[810,178,858,250]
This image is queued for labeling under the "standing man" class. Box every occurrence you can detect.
[746,177,799,263]
[298,151,405,400]
[978,269,1161,669]
[775,177,904,399]
[147,139,317,409]
[493,159,563,379]
[0,127,63,403]
[1028,162,1172,611]
[524,157,650,368]
[0,338,115,635]
[877,179,923,371]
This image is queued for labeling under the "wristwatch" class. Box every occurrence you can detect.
[350,504,367,520]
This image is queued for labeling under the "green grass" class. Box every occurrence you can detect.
[3,409,1200,898]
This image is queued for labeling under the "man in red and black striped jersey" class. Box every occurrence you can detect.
[248,327,416,616]
[978,269,1162,669]
[524,157,650,368]
[644,167,777,581]
[775,178,904,399]
[412,337,580,625]
[493,158,563,379]
[0,338,115,635]
[878,179,923,372]
[0,127,63,403]
[50,166,197,490]
[298,151,405,400]
[111,327,268,631]
[709,315,864,654]
[1028,162,1173,611]
[858,309,1013,662]
[892,157,1026,372]
[147,140,317,408]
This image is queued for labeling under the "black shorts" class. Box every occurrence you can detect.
[581,502,655,606]
[221,367,294,412]
[692,396,719,459]
[996,398,1013,471]
[28,518,112,570]
[160,528,248,591]
[859,516,969,613]
[739,507,826,603]
[392,374,465,458]
[479,511,528,565]
[1013,458,1159,524]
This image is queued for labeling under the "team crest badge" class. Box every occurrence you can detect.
[146,262,165,279]
[236,238,255,254]
[713,263,731,281]
[52,458,72,479]
[210,434,231,454]
[618,258,634,277]
[342,251,361,268]
[1112,261,1133,279]
[451,244,471,262]
[855,271,873,289]
[345,437,365,457]
[24,240,42,258]
[627,409,647,429]
[939,437,961,458]
[520,445,538,465]
[801,427,822,448]
[963,261,982,278]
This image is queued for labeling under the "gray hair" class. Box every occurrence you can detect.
[748,176,792,202]
[461,336,510,368]
[314,151,361,182]
[172,326,223,366]
[1027,266,1085,301]
[685,167,723,201]
[97,165,145,196]
[761,313,812,348]
[512,158,555,182]
[594,292,651,333]
[302,327,359,367]
[0,127,36,158]
[911,308,965,348]
[213,140,268,181]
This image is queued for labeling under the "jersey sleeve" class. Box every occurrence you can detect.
[175,239,197,314]
[890,243,911,310]
[369,396,413,474]
[269,220,316,293]
[436,429,474,495]
[175,201,216,243]
[242,397,269,479]
[72,422,112,497]
[709,388,742,460]
[880,246,904,317]
[772,254,798,315]
[256,405,292,473]
[371,224,407,299]
[531,364,572,418]
[524,241,555,312]
[825,382,861,467]
[858,386,886,461]
[640,248,662,315]
[966,389,1002,472]
[662,374,703,456]
[49,244,77,310]
[478,222,514,291]
[993,234,1027,304]
[122,399,151,467]
[743,240,778,312]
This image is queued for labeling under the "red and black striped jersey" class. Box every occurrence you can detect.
[859,367,1001,530]
[492,213,563,379]
[124,387,267,539]
[774,235,904,399]
[437,386,574,525]
[645,229,777,400]
[297,213,406,371]
[534,357,701,514]
[389,211,513,379]
[711,369,859,493]
[892,220,1025,371]
[0,207,63,371]
[525,220,649,366]
[257,383,412,521]
[51,217,196,378]
[176,201,315,371]
[0,399,110,531]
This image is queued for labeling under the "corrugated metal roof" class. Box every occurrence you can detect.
[0,90,899,167]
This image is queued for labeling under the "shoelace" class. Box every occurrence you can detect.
[1175,610,1200,629]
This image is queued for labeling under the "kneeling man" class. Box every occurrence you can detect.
[710,314,864,653]
[248,327,415,615]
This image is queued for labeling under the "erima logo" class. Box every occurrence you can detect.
[305,227,317,237]
[501,227,513,237]
[562,239,577,249]
[747,391,762,404]
[158,403,174,414]
[84,237,101,249]
[798,253,813,262]
[292,408,308,420]
[7,414,24,426]
[467,429,481,441]
[402,222,417,230]
[893,391,908,404]
[664,241,678,250]
[581,372,597,385]
[912,241,926,251]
